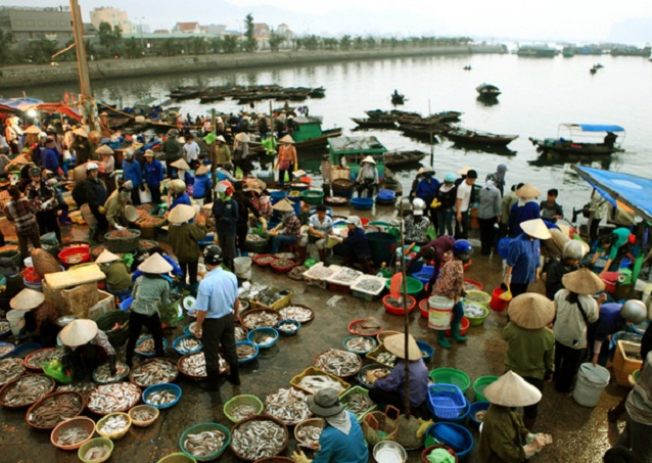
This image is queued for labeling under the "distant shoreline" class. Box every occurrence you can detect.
[0,44,505,91]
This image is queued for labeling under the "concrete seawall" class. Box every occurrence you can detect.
[0,44,505,90]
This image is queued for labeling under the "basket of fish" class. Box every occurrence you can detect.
[270,258,297,274]
[350,275,387,301]
[56,382,97,402]
[0,319,11,339]
[326,267,363,288]
[143,382,182,409]
[236,341,260,364]
[303,263,339,283]
[128,404,160,427]
[173,335,203,356]
[129,358,178,387]
[223,394,264,423]
[78,437,114,463]
[0,357,26,387]
[290,367,351,396]
[356,363,392,389]
[179,422,231,461]
[339,385,377,421]
[230,415,289,461]
[342,335,379,355]
[23,347,64,372]
[247,327,279,349]
[95,412,132,439]
[0,341,15,358]
[253,254,277,267]
[313,348,363,378]
[25,391,85,430]
[275,319,301,336]
[92,361,130,384]
[264,387,313,426]
[347,318,383,337]
[288,265,307,281]
[134,335,169,357]
[50,416,96,450]
[87,382,141,415]
[0,373,55,408]
[240,309,282,329]
[278,305,314,324]
[366,345,398,368]
[177,352,229,380]
[250,288,292,311]
[294,417,324,450]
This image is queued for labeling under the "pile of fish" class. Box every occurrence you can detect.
[130,359,177,387]
[106,229,138,239]
[354,277,385,293]
[0,320,10,337]
[1,374,53,407]
[246,233,267,243]
[375,351,398,367]
[88,382,140,415]
[27,392,83,429]
[134,336,157,355]
[252,287,290,307]
[230,404,259,422]
[179,352,228,378]
[237,343,257,360]
[342,390,375,417]
[175,337,202,355]
[251,330,276,346]
[55,424,92,446]
[184,429,226,458]
[98,414,130,435]
[241,311,281,329]
[231,419,287,460]
[297,374,346,395]
[82,443,112,461]
[130,406,157,423]
[464,301,487,318]
[279,306,313,323]
[57,382,97,401]
[288,266,307,280]
[24,348,63,370]
[146,388,177,406]
[255,255,276,266]
[276,321,299,334]
[0,357,25,386]
[296,423,323,449]
[93,362,130,384]
[304,264,335,280]
[361,366,391,386]
[329,267,362,285]
[344,336,377,354]
[349,318,382,336]
[314,349,362,377]
[463,280,481,292]
[235,325,247,341]
[273,258,295,268]
[0,344,14,357]
[265,388,312,425]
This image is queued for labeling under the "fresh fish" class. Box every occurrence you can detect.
[0,357,25,386]
[93,362,129,384]
[344,336,377,353]
[342,391,374,417]
[362,367,391,386]
[184,429,226,457]
[464,301,486,318]
[246,233,266,243]
[252,333,274,345]
[0,320,10,337]
[375,351,398,367]
[176,337,202,355]
[83,444,112,461]
[237,344,257,359]
[179,352,228,378]
[98,414,129,434]
[354,277,384,293]
[24,348,64,370]
[253,287,289,307]
[265,388,312,425]
[0,344,13,357]
[241,311,281,329]
[146,389,177,406]
[134,336,157,355]
[230,404,258,422]
[276,321,298,334]
[1,374,53,407]
[279,305,313,323]
[27,392,83,428]
[231,419,287,460]
[55,425,92,446]
[129,359,177,387]
[349,318,382,336]
[314,349,362,377]
[330,267,362,284]
[297,375,345,395]
[235,325,247,341]
[57,382,97,402]
[296,423,323,449]
[88,382,140,415]
[130,406,157,423]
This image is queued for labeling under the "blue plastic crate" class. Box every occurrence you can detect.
[427,383,468,420]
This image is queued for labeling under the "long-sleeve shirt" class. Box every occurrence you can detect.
[626,352,652,426]
[101,261,132,292]
[356,164,378,183]
[5,197,39,232]
[374,359,429,407]
[41,147,60,172]
[162,138,182,163]
[170,192,191,210]
[143,159,164,186]
[192,174,212,199]
[478,184,502,219]
[343,227,371,258]
[168,222,206,262]
[433,259,464,300]
[478,406,528,463]
[214,144,231,165]
[81,178,107,207]
[104,190,129,227]
[544,260,579,299]
[415,178,440,204]
[506,234,540,285]
[501,191,518,225]
[313,412,369,463]
[508,201,541,236]
[553,289,599,349]
[503,322,555,380]
[213,198,239,235]
[131,275,171,317]
[122,159,142,187]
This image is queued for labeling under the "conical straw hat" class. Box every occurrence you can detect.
[95,249,120,264]
[138,253,173,274]
[59,319,98,347]
[383,333,422,361]
[170,158,190,171]
[169,179,186,194]
[73,128,88,138]
[95,144,114,156]
[124,205,139,223]
[361,156,376,165]
[235,132,249,142]
[562,268,605,295]
[516,183,541,199]
[520,218,551,240]
[280,134,294,144]
[508,293,555,329]
[483,371,542,407]
[195,164,210,176]
[10,288,45,311]
[272,199,294,213]
[168,204,196,224]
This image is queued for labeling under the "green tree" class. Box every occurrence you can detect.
[124,37,142,58]
[339,35,351,50]
[0,30,13,64]
[268,29,284,52]
[323,37,338,50]
[189,36,208,54]
[353,36,364,49]
[210,37,223,53]
[364,36,376,49]
[222,35,239,54]
[303,35,320,50]
[242,13,257,52]
[97,21,124,57]
[22,38,58,64]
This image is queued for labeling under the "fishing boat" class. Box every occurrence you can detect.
[517,45,558,57]
[291,116,342,152]
[328,135,388,180]
[396,122,446,141]
[529,123,625,156]
[351,117,397,129]
[383,150,427,168]
[169,86,201,100]
[444,128,518,148]
[391,91,405,105]
[434,111,463,123]
[476,84,501,98]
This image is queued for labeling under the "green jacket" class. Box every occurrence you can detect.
[131,275,170,317]
[478,405,528,463]
[168,222,206,262]
[101,261,132,292]
[502,322,555,380]
[214,144,231,165]
[162,138,182,162]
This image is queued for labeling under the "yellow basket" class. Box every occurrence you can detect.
[290,366,351,395]
[95,412,132,440]
[128,404,160,427]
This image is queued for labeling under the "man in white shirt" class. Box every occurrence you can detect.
[183,133,201,168]
[307,204,334,261]
[455,169,478,239]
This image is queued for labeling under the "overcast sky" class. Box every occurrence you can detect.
[7,0,652,43]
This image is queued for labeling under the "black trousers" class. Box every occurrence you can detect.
[368,387,430,418]
[203,314,238,388]
[218,231,236,271]
[179,260,198,287]
[522,376,544,426]
[356,180,376,198]
[278,163,294,187]
[148,183,161,205]
[37,210,61,243]
[478,217,497,255]
[236,223,248,255]
[125,311,164,366]
[63,344,108,381]
[455,210,470,239]
[554,341,586,393]
[510,282,529,298]
[589,219,601,244]
[131,186,141,206]
[90,204,109,241]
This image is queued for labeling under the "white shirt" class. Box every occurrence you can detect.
[183,141,200,163]
[456,180,473,213]
[553,289,599,349]
[308,214,333,233]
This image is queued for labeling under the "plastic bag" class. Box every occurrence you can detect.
[499,284,512,302]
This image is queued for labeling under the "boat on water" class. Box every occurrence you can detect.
[529,123,625,156]
[444,128,518,148]
[351,117,396,129]
[383,150,427,168]
[517,45,558,57]
[396,122,446,141]
[328,135,388,180]
[291,116,342,151]
[610,46,651,57]
[476,83,501,99]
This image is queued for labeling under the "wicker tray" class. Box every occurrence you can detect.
[230,415,289,462]
[290,367,351,396]
[25,391,85,430]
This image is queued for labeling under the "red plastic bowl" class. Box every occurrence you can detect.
[347,318,383,337]
[21,266,41,283]
[253,254,276,267]
[445,316,470,337]
[271,260,297,274]
[58,244,91,267]
[419,299,429,319]
[382,294,417,315]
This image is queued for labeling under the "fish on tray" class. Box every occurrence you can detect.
[130,359,177,387]
[297,375,345,395]
[279,306,313,323]
[345,336,377,353]
[231,419,287,460]
[27,393,83,428]
[1,374,53,407]
[184,429,226,457]
[88,382,140,415]
[265,388,312,425]
[314,349,362,377]
[98,414,129,434]
[375,351,398,367]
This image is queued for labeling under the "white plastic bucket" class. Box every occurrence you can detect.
[234,257,252,279]
[573,363,611,407]
[6,309,27,335]
[428,296,454,330]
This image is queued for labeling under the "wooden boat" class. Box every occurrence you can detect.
[517,45,558,57]
[383,150,426,168]
[445,128,518,147]
[434,111,462,124]
[351,117,396,129]
[397,122,446,140]
[391,92,405,105]
[169,86,201,100]
[529,137,618,156]
[476,84,501,98]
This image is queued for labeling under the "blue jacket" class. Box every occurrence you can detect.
[131,253,183,281]
[122,159,142,187]
[41,147,59,172]
[213,198,239,235]
[313,412,369,463]
[508,201,541,236]
[507,234,540,285]
[416,177,440,204]
[170,192,192,210]
[143,159,164,186]
[192,174,212,199]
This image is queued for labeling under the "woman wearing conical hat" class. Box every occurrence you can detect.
[276,134,297,188]
[60,318,117,380]
[11,288,58,347]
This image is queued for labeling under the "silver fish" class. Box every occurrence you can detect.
[276,321,298,334]
[130,359,177,387]
[134,336,157,355]
[24,348,64,370]
[98,414,129,434]
[184,430,226,457]
[265,388,312,425]
[354,277,384,293]
[361,367,391,386]
[179,352,228,378]
[237,344,257,359]
[230,404,258,422]
[55,425,92,446]
[314,349,362,377]
[279,306,313,323]
[342,391,375,417]
[296,423,323,449]
[57,382,97,402]
[83,444,111,461]
[344,336,377,353]
[241,311,281,329]
[231,419,287,460]
[146,389,177,406]
[1,374,53,407]
[27,392,83,428]
[375,352,398,367]
[176,337,202,355]
[235,325,247,341]
[93,362,129,384]
[0,357,25,386]
[330,267,362,284]
[130,406,157,423]
[88,382,140,415]
[297,375,345,395]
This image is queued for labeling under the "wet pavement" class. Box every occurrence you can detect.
[0,210,628,463]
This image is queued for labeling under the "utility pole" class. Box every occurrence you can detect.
[69,0,95,130]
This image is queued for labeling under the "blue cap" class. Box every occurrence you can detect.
[444,172,457,183]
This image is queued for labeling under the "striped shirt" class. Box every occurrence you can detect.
[5,198,38,232]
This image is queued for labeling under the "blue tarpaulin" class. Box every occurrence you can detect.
[562,123,625,133]
[573,166,652,222]
[0,97,43,113]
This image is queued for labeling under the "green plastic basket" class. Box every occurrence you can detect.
[78,438,114,463]
[223,394,264,423]
[473,375,499,402]
[429,368,472,393]
[384,276,424,295]
[158,453,197,463]
[300,189,325,205]
[179,422,231,461]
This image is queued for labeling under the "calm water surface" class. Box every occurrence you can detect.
[13,53,652,211]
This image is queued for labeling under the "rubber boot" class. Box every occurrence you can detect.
[438,331,451,349]
[451,320,467,343]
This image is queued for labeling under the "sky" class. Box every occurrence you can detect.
[5,0,652,43]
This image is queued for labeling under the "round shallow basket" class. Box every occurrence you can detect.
[294,417,325,450]
[0,374,56,409]
[223,394,264,424]
[270,259,297,274]
[87,382,141,415]
[278,304,315,324]
[50,416,96,451]
[23,347,62,372]
[95,412,132,440]
[25,391,85,430]
[129,358,178,387]
[253,253,276,267]
[179,421,232,462]
[347,318,382,337]
[239,309,282,330]
[236,341,260,364]
[0,357,26,387]
[247,327,279,349]
[128,404,160,427]
[342,335,378,354]
[134,336,169,357]
[78,437,114,463]
[357,363,392,389]
[230,415,289,462]
[142,383,182,410]
[429,368,472,393]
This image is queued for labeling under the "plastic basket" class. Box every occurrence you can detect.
[384,276,424,295]
[417,340,435,363]
[179,422,231,462]
[78,437,114,463]
[223,394,264,423]
[247,327,279,349]
[294,418,325,450]
[172,335,203,356]
[382,294,417,315]
[468,401,490,428]
[429,368,471,392]
[300,189,325,206]
[464,303,490,327]
[95,412,132,440]
[142,383,182,409]
[426,422,474,459]
[157,453,197,463]
[340,385,377,421]
[351,197,374,210]
[290,367,351,395]
[472,375,499,402]
[236,340,259,364]
[427,383,468,419]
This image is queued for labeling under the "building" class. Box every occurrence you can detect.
[90,7,132,34]
[201,24,226,36]
[253,22,270,49]
[173,22,201,34]
[0,6,72,46]
[276,23,294,49]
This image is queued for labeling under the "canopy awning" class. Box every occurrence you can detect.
[561,123,625,133]
[572,165,652,222]
[0,98,81,121]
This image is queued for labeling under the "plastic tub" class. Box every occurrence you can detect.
[253,254,277,267]
[234,256,252,279]
[417,340,435,363]
[463,278,485,291]
[421,445,459,463]
[429,368,471,392]
[468,401,490,428]
[58,244,91,267]
[464,303,490,327]
[179,422,231,461]
[573,363,611,407]
[382,294,417,315]
[472,375,499,402]
[489,286,510,312]
[385,276,424,295]
[247,327,279,349]
[78,437,114,463]
[427,383,468,420]
[275,319,301,336]
[96,311,130,348]
[223,394,264,423]
[427,296,455,330]
[236,340,259,364]
[413,266,434,286]
[172,335,203,356]
[142,383,182,409]
[351,197,374,210]
[418,299,429,319]
[425,422,474,459]
[300,189,325,206]
[373,440,407,463]
[158,453,197,463]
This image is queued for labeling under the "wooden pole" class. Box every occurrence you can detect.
[210,108,217,181]
[69,0,95,130]
[399,202,411,416]
[428,99,434,167]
